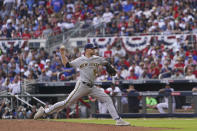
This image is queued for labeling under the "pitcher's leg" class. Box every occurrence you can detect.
[89,87,119,120]
[98,102,107,114]
[45,81,89,114]
[45,100,66,114]
[89,87,130,126]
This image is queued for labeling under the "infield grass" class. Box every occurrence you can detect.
[55,118,197,131]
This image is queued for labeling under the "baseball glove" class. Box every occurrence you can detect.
[106,63,116,76]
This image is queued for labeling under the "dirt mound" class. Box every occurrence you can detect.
[0,120,167,131]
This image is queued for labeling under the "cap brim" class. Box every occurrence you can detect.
[85,47,97,50]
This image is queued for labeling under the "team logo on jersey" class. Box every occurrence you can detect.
[80,63,88,68]
[89,63,99,67]
[80,63,99,68]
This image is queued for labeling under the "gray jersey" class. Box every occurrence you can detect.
[70,55,107,83]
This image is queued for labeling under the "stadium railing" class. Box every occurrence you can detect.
[1,90,197,118]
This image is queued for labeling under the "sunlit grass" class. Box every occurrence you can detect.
[53,118,197,131]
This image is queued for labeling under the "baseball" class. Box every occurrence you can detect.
[60,45,65,50]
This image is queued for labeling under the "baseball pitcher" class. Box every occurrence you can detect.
[34,43,130,126]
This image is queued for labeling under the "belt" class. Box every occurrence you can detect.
[82,81,93,87]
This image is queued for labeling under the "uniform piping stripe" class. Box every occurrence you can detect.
[64,82,81,106]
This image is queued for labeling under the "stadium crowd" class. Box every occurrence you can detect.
[0,0,197,39]
[0,40,197,118]
[0,98,36,119]
[0,0,197,118]
[1,42,197,93]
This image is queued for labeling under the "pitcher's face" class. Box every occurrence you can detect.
[86,48,95,56]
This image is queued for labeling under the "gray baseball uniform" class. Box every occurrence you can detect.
[44,55,120,119]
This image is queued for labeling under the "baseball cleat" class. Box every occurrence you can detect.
[116,118,130,126]
[34,106,45,119]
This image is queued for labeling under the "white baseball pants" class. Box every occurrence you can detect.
[98,101,108,114]
[156,102,176,113]
[45,80,120,119]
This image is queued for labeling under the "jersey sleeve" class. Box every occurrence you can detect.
[98,56,108,65]
[69,57,80,68]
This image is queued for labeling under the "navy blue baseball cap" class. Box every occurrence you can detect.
[84,43,97,50]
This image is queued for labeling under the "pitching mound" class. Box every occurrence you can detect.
[0,120,168,131]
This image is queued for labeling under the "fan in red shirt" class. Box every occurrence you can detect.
[74,7,83,20]
[52,22,61,35]
[22,28,31,40]
[12,29,22,38]
[46,1,53,15]
[120,57,130,68]
[174,57,185,72]
[126,69,138,80]
[104,45,112,58]
[33,25,44,38]
[149,61,160,79]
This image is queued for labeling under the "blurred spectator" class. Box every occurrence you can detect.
[38,69,50,81]
[51,63,63,81]
[44,65,52,79]
[51,0,64,13]
[146,96,157,110]
[106,83,122,111]
[161,61,172,74]
[26,105,37,119]
[126,69,138,80]
[33,64,41,77]
[122,0,133,13]
[192,86,197,92]
[42,24,53,38]
[156,84,176,114]
[33,24,43,38]
[102,7,113,24]
[1,77,10,91]
[149,61,160,79]
[103,45,113,58]
[8,76,21,95]
[173,50,181,62]
[1,98,13,119]
[171,69,184,79]
[185,68,196,79]
[114,70,124,80]
[185,55,197,65]
[17,106,27,119]
[174,57,185,73]
[139,67,151,79]
[113,45,126,63]
[22,28,31,40]
[127,84,140,113]
[96,65,107,81]
[4,0,15,15]
[92,13,103,28]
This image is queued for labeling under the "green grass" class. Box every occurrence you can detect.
[54,118,197,131]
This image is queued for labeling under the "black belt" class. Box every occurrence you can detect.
[82,81,93,87]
